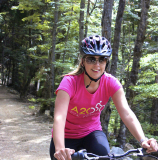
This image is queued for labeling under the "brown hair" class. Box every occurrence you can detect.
[62,57,85,77]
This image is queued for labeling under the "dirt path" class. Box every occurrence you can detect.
[0,85,52,160]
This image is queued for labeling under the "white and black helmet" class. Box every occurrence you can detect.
[80,35,112,57]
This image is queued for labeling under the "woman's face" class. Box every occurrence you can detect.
[82,56,107,79]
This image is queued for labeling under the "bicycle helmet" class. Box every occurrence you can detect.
[80,35,112,88]
[80,35,112,57]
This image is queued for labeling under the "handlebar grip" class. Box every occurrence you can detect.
[71,149,87,160]
[141,148,147,154]
[141,148,158,155]
[71,152,79,159]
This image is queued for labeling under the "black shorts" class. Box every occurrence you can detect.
[50,130,110,160]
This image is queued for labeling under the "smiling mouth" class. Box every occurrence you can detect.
[92,69,100,72]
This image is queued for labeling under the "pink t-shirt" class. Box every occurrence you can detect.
[53,73,122,139]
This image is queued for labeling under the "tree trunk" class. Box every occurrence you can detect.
[101,0,125,139]
[126,0,151,103]
[100,99,112,135]
[110,0,125,76]
[111,0,126,149]
[100,0,113,136]
[101,0,113,42]
[1,23,6,86]
[117,120,126,148]
[6,59,11,86]
[125,0,151,148]
[84,0,90,38]
[63,15,71,63]
[1,49,4,85]
[50,0,59,116]
[79,0,85,53]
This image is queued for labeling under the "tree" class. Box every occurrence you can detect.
[100,0,114,136]
[79,0,85,54]
[101,0,113,41]
[126,0,151,105]
[49,0,59,115]
[124,0,151,148]
[84,0,90,38]
[101,0,126,140]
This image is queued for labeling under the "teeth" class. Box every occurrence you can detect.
[93,69,99,71]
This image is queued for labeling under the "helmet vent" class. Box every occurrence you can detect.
[90,41,94,49]
[96,40,100,51]
[102,43,105,49]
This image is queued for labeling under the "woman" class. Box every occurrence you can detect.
[50,35,158,160]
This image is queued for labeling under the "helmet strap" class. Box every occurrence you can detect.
[105,60,109,70]
[86,80,92,88]
[84,69,104,88]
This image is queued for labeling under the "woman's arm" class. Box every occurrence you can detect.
[53,90,75,160]
[112,88,145,141]
[112,88,158,153]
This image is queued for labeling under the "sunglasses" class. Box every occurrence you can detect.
[84,56,107,65]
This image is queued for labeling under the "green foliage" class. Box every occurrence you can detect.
[35,97,55,114]
[142,122,158,135]
[29,105,35,109]
[36,98,55,107]
[28,97,55,112]
[28,98,37,103]
[124,5,140,20]
[130,53,158,102]
[15,0,45,11]
[22,13,41,22]
[108,102,121,147]
[108,103,120,134]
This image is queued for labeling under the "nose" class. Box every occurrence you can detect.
[94,59,100,65]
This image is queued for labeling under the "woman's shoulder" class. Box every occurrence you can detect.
[62,73,83,86]
[103,72,116,79]
[102,72,121,84]
[56,74,83,97]
[64,73,83,81]
[102,72,122,96]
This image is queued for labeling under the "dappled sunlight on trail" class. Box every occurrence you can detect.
[0,86,52,160]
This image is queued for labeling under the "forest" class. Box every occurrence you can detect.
[0,0,158,149]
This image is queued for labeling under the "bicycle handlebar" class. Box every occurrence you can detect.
[71,148,158,160]
[71,149,87,160]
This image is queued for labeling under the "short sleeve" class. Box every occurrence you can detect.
[108,75,122,97]
[55,76,76,98]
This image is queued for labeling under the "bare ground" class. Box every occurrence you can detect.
[0,85,53,160]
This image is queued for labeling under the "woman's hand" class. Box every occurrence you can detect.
[141,138,158,153]
[54,148,75,160]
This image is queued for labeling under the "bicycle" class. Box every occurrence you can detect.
[71,148,158,160]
